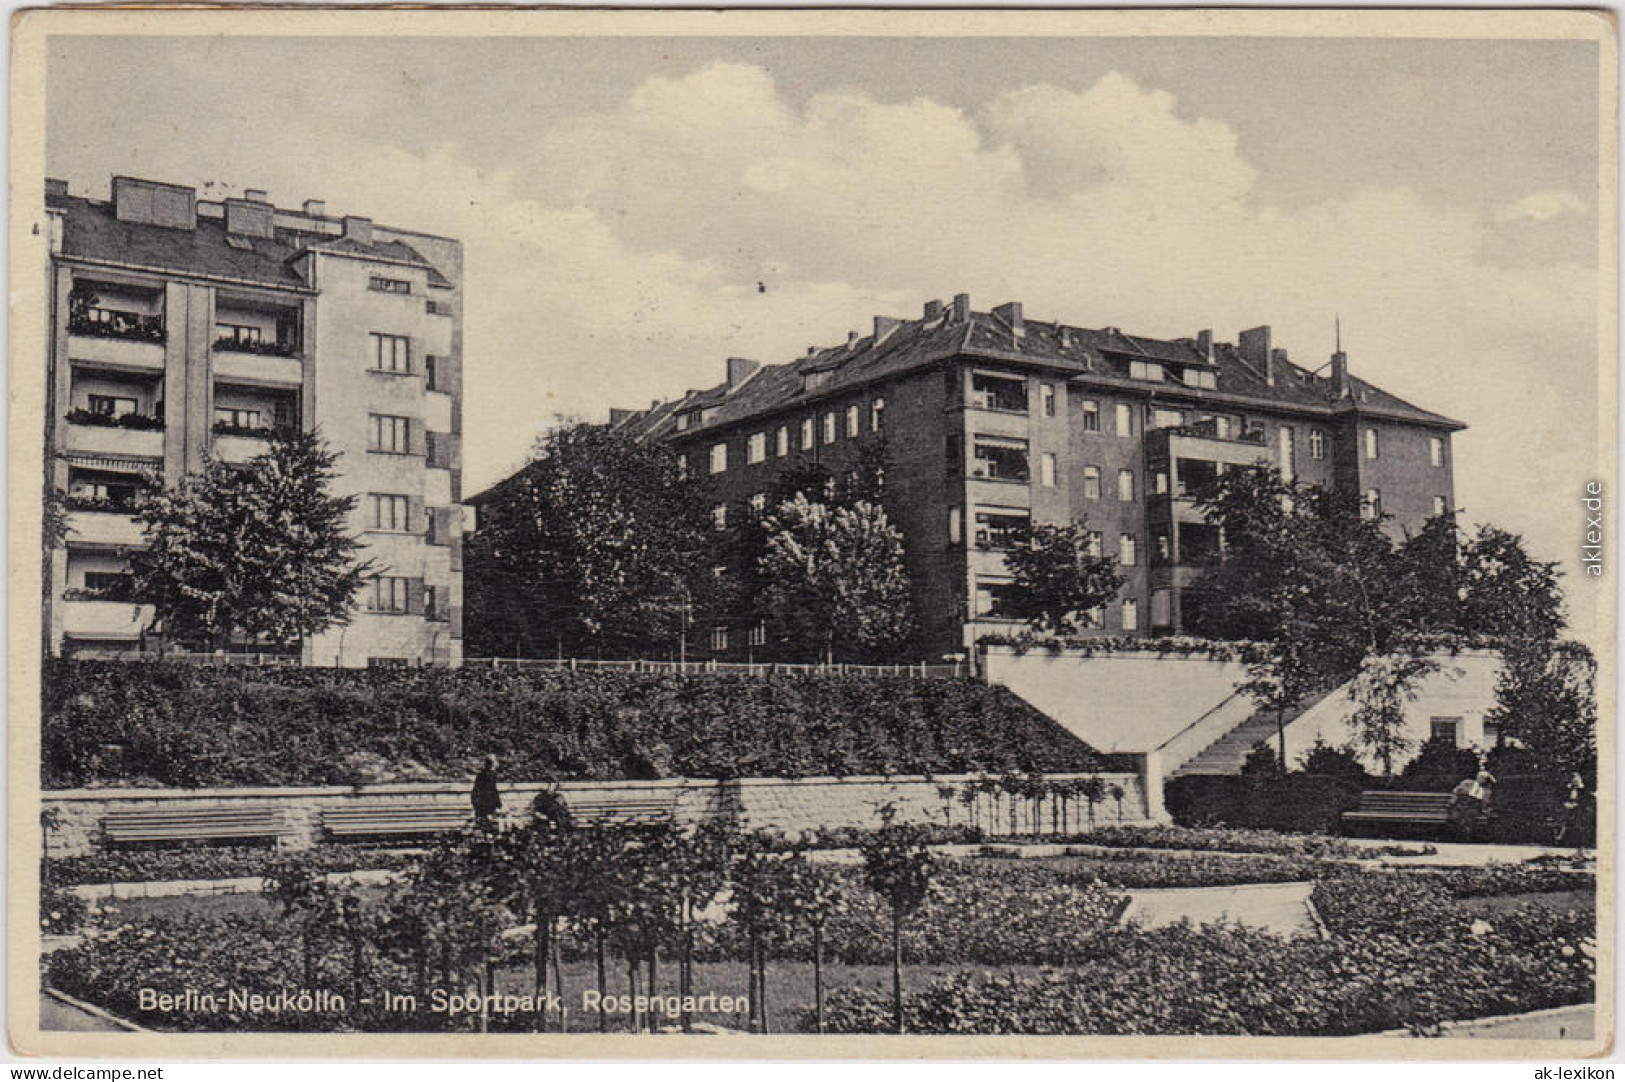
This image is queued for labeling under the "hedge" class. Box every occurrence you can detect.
[44,660,1117,788]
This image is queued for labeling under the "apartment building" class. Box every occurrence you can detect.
[44,175,465,666]
[614,294,1463,659]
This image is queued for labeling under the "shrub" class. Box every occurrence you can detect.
[44,661,1116,788]
[41,889,88,935]
[47,844,419,888]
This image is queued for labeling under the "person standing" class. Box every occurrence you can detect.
[472,754,503,825]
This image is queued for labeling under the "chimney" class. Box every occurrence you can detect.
[726,357,760,391]
[847,331,859,348]
[302,198,327,217]
[874,315,901,341]
[112,176,197,231]
[951,293,971,322]
[45,178,67,199]
[244,188,270,204]
[992,301,1024,339]
[342,215,373,246]
[1330,348,1351,399]
[224,197,275,239]
[1060,327,1073,349]
[923,299,945,320]
[1238,325,1272,384]
[1196,329,1214,362]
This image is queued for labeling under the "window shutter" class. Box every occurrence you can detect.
[407,578,425,616]
[408,494,426,536]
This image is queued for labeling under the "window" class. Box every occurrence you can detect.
[1430,436,1445,468]
[1213,416,1232,440]
[1081,399,1100,432]
[973,580,1020,619]
[426,300,453,317]
[1121,599,1139,631]
[369,276,410,294]
[1430,717,1461,747]
[709,443,727,475]
[1363,488,1382,519]
[676,453,689,480]
[1084,606,1104,629]
[711,505,728,532]
[800,418,815,450]
[748,623,767,648]
[1115,403,1134,437]
[972,436,1029,482]
[1120,534,1137,566]
[971,371,1028,413]
[1040,452,1057,487]
[369,414,411,453]
[846,404,860,438]
[1482,721,1500,747]
[1182,368,1217,390]
[423,585,444,621]
[1085,531,1103,558]
[372,576,410,613]
[1433,495,1448,517]
[1082,466,1101,500]
[1129,360,1164,382]
[216,322,263,347]
[1152,408,1185,430]
[1041,385,1056,417]
[371,333,411,373]
[1155,471,1169,495]
[710,626,729,652]
[369,494,411,531]
[871,397,886,432]
[822,412,837,445]
[1308,429,1326,460]
[1155,532,1172,561]
[974,507,1029,549]
[1118,469,1135,502]
[948,506,963,545]
[747,433,767,464]
[776,426,789,457]
[89,394,139,417]
[675,413,692,433]
[214,407,262,430]
[1365,427,1380,460]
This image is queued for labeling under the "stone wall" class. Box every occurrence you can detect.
[43,770,1148,857]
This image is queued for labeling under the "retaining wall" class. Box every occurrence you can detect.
[43,771,1148,857]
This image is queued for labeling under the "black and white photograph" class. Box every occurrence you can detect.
[9,8,1614,1058]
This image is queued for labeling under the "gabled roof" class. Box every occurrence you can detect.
[619,301,1465,440]
[50,191,454,291]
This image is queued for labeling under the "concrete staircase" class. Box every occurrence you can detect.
[1170,690,1337,777]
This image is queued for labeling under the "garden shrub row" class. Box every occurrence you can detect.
[45,844,422,888]
[44,660,1116,788]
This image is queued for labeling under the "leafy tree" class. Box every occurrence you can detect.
[130,430,372,651]
[1394,517,1565,640]
[464,422,715,658]
[858,804,937,1034]
[758,493,914,663]
[1484,640,1596,781]
[1343,653,1436,777]
[1000,521,1126,635]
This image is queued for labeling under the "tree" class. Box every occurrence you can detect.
[1484,640,1596,781]
[758,493,914,663]
[463,422,715,658]
[130,430,372,651]
[858,804,936,1035]
[1393,517,1565,641]
[1000,521,1125,635]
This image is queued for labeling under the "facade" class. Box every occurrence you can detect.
[44,175,466,666]
[614,295,1463,659]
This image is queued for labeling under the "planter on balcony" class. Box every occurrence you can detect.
[65,409,165,431]
[64,495,144,513]
[68,312,166,344]
[212,337,299,358]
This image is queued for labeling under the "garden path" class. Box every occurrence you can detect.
[1119,881,1319,937]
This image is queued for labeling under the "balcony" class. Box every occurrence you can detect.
[69,308,165,345]
[62,597,154,640]
[68,329,166,371]
[213,426,277,463]
[65,508,146,548]
[213,350,303,387]
[64,413,164,459]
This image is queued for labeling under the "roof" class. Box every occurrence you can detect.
[50,191,454,291]
[618,301,1465,440]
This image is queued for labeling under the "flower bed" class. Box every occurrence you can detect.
[46,844,419,888]
[1050,823,1377,859]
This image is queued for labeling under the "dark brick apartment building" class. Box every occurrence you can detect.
[580,295,1462,659]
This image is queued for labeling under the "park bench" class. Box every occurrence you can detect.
[321,802,472,841]
[102,806,289,847]
[564,792,680,829]
[1341,791,1454,834]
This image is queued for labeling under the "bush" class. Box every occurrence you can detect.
[44,660,1117,788]
[48,844,419,888]
[41,889,89,935]
[1397,738,1481,792]
[1057,823,1371,859]
[1165,765,1369,837]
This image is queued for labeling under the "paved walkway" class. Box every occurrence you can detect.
[1120,880,1319,937]
[1339,838,1595,867]
[40,990,133,1032]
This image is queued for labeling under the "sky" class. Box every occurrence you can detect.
[45,32,1607,637]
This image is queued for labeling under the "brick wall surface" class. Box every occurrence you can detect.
[43,771,1147,857]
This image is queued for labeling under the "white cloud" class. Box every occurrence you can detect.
[1495,189,1589,223]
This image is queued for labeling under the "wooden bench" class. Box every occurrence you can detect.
[321,803,472,840]
[1341,791,1455,834]
[564,793,679,829]
[102,806,288,847]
